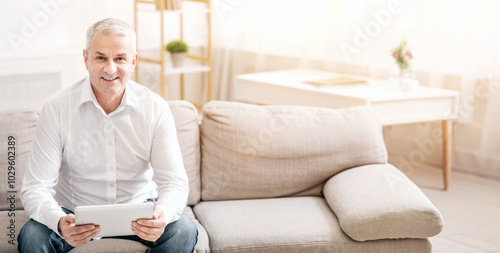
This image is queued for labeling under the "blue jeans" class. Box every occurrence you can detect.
[18,207,198,253]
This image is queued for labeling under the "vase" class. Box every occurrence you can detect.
[398,68,419,92]
[170,52,186,67]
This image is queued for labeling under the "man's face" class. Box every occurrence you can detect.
[83,32,137,98]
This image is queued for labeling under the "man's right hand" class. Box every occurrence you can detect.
[58,214,100,247]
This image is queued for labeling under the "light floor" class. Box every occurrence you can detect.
[406,164,500,253]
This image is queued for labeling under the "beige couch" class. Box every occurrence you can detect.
[1,100,443,253]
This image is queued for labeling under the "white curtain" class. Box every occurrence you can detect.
[211,0,500,179]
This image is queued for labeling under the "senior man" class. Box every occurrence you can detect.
[18,18,197,253]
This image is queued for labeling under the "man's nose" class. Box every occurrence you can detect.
[104,60,117,74]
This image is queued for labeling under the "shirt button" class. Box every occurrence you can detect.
[110,183,115,187]
[108,141,112,146]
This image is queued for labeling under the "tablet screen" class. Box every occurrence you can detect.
[75,202,154,237]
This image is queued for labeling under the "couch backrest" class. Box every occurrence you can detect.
[167,101,201,205]
[200,101,388,201]
[0,108,39,211]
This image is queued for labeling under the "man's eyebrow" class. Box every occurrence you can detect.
[94,52,128,57]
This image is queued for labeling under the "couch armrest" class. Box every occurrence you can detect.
[323,163,443,241]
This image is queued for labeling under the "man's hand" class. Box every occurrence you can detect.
[58,214,100,247]
[132,207,167,242]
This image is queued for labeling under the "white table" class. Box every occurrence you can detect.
[234,69,459,190]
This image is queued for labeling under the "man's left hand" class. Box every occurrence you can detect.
[132,207,167,242]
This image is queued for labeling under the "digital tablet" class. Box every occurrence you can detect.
[75,202,154,237]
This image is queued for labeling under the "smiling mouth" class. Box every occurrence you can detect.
[102,77,119,81]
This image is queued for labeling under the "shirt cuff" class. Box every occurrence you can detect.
[46,208,68,237]
[156,204,182,225]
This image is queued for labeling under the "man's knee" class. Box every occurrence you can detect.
[18,219,53,250]
[162,214,198,250]
[183,214,198,237]
[172,214,198,241]
[18,219,66,253]
[19,219,51,242]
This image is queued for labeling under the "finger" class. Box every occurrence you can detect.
[61,214,74,229]
[133,221,164,241]
[152,207,163,219]
[62,213,74,221]
[136,218,160,228]
[66,226,100,247]
[132,224,157,242]
[132,223,147,237]
[133,221,159,234]
[137,211,165,228]
[72,225,99,239]
[62,214,94,233]
[70,226,100,245]
[68,214,75,224]
[72,224,97,234]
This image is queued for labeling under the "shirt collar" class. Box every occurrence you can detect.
[123,80,138,110]
[79,76,99,108]
[79,76,137,111]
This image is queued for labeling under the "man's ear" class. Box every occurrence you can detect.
[83,49,89,70]
[132,52,138,71]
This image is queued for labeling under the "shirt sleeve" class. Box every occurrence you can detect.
[150,102,189,224]
[20,102,67,236]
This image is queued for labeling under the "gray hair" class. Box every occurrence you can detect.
[86,18,136,51]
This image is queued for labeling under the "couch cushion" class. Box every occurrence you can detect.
[185,205,211,253]
[168,101,201,205]
[200,101,387,201]
[193,196,431,253]
[0,210,30,253]
[0,108,39,211]
[323,164,444,241]
[70,238,148,253]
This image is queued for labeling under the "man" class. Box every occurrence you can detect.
[18,18,198,253]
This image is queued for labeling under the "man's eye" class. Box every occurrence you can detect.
[97,56,105,60]
[116,57,126,61]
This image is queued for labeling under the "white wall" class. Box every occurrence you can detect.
[1,0,207,105]
[0,0,134,87]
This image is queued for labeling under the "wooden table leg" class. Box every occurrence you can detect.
[442,120,453,190]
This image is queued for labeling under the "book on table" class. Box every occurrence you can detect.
[304,77,366,86]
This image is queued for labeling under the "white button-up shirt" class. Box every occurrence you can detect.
[20,77,188,235]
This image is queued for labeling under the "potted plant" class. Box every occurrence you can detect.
[166,40,188,67]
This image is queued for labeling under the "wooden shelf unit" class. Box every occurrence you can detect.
[134,0,212,106]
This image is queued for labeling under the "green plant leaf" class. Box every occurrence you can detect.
[166,40,189,53]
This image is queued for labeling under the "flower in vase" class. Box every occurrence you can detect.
[390,39,413,72]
